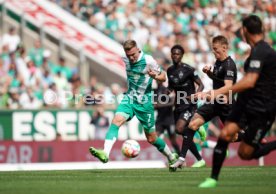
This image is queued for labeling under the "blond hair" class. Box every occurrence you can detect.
[123,40,137,51]
[212,35,228,46]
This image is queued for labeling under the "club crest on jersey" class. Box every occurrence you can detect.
[173,78,179,83]
[179,71,184,79]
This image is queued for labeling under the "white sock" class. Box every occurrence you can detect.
[103,137,116,157]
[162,144,174,161]
[207,140,217,149]
[179,157,185,161]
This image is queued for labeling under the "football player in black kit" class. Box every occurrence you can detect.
[199,15,276,188]
[167,45,206,170]
[170,36,238,170]
[154,80,180,155]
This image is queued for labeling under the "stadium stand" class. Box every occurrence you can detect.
[1,0,276,110]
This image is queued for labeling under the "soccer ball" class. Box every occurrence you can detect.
[121,140,140,158]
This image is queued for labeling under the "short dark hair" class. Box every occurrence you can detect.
[242,15,263,34]
[171,44,185,54]
[123,40,137,51]
[212,35,228,46]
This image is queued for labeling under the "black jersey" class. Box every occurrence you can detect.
[154,85,174,124]
[212,56,237,89]
[167,63,199,110]
[238,40,276,114]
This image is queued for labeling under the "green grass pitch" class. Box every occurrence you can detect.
[0,167,275,194]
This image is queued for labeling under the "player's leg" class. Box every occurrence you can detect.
[178,113,205,164]
[135,102,178,169]
[171,110,204,169]
[167,124,181,155]
[89,95,134,163]
[190,133,206,168]
[199,121,240,188]
[238,114,276,160]
[191,121,210,167]
[219,104,245,143]
[144,131,177,162]
[156,123,165,137]
[202,140,217,149]
[188,104,214,140]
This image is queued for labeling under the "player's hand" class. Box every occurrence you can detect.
[202,65,212,75]
[148,68,158,78]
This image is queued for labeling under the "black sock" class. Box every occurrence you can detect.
[180,128,196,158]
[211,138,229,180]
[189,141,202,161]
[172,141,181,155]
[252,140,276,159]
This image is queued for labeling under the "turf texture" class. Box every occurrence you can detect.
[0,167,275,194]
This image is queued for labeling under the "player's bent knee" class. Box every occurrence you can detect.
[112,115,126,126]
[147,136,156,144]
[145,133,157,144]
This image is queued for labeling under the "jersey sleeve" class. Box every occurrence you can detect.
[145,55,162,74]
[246,47,264,73]
[224,60,236,81]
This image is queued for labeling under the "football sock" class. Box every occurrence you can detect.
[180,127,196,158]
[211,138,229,180]
[152,137,166,152]
[104,138,116,157]
[153,137,174,160]
[105,123,119,140]
[170,138,181,154]
[189,140,202,161]
[252,140,276,159]
[104,123,119,157]
[163,144,175,161]
[203,140,217,149]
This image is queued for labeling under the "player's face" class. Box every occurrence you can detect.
[212,43,227,60]
[171,49,183,64]
[125,46,140,63]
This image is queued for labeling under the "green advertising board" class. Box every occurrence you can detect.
[0,110,145,141]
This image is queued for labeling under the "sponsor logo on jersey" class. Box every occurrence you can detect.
[227,70,234,77]
[249,60,261,68]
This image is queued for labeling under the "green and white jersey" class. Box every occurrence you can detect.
[123,51,161,103]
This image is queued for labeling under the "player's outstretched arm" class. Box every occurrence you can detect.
[193,79,233,101]
[206,72,259,101]
[148,69,166,82]
[224,72,259,94]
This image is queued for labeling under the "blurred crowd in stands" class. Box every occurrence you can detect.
[0,26,124,109]
[52,0,276,87]
[1,0,276,110]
